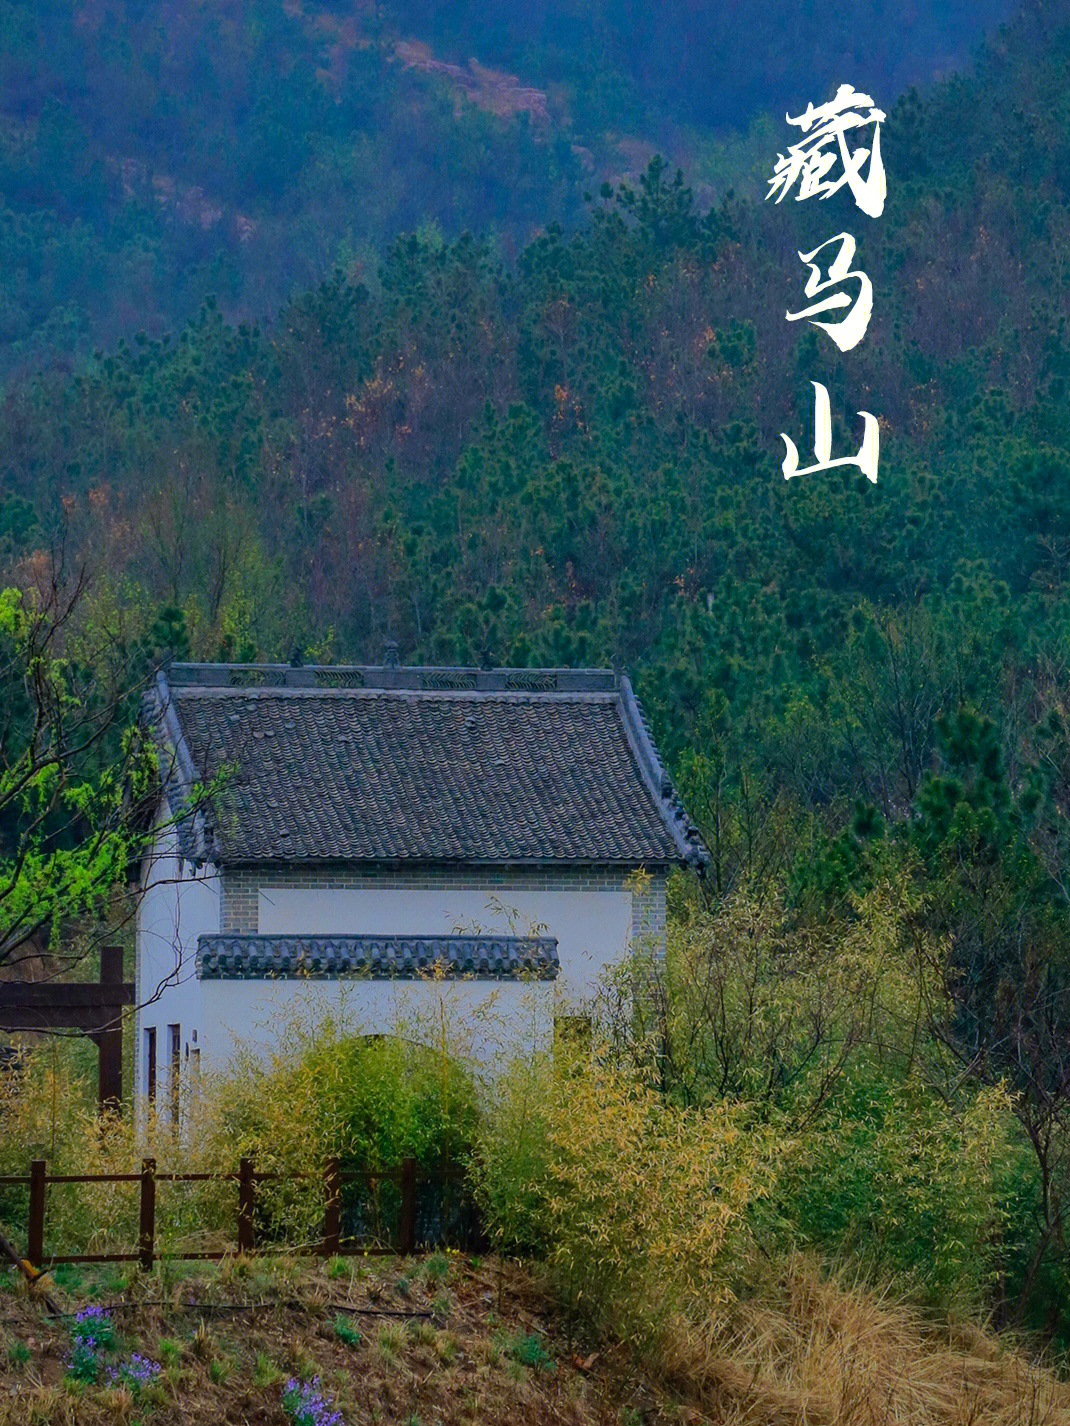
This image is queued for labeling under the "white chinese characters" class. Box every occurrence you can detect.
[769,83,884,484]
[782,382,879,484]
[767,83,886,218]
[784,233,872,353]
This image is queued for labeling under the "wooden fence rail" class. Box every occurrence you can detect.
[2,1156,469,1270]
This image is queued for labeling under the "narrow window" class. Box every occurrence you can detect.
[144,1027,157,1103]
[168,1023,181,1126]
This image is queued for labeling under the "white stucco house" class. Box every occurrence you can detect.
[135,657,707,1113]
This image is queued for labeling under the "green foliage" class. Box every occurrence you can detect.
[252,1351,282,1386]
[215,1016,479,1172]
[424,1251,450,1283]
[149,604,190,661]
[5,1338,31,1369]
[0,585,157,965]
[505,1331,555,1372]
[783,1068,1020,1307]
[467,1053,554,1255]
[157,1338,181,1367]
[332,1316,363,1348]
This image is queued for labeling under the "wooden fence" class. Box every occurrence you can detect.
[0,1157,478,1270]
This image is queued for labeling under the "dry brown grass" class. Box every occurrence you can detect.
[658,1256,1070,1426]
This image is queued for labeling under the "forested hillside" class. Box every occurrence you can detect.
[0,0,1013,372]
[3,0,1069,859]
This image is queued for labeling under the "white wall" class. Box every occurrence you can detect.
[137,860,628,1093]
[134,814,220,1115]
[257,884,633,1006]
[193,976,553,1072]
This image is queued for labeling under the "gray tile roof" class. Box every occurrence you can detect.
[196,933,559,980]
[146,663,708,869]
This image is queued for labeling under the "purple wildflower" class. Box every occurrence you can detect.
[104,1352,162,1395]
[65,1305,120,1385]
[282,1375,346,1426]
[71,1305,116,1350]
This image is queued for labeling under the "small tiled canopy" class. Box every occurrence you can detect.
[196,933,560,981]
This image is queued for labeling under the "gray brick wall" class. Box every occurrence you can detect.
[220,863,667,956]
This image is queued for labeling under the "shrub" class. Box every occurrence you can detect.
[472,1045,783,1346]
[783,1066,1021,1307]
[207,1013,481,1246]
[507,1332,555,1371]
[468,1052,555,1254]
[333,1316,362,1347]
[605,882,1026,1314]
[213,1009,479,1170]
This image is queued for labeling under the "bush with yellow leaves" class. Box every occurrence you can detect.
[601,880,1028,1313]
[0,1049,229,1257]
[473,1045,785,1347]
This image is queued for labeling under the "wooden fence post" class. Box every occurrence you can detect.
[27,1159,46,1267]
[138,1158,156,1271]
[399,1157,416,1256]
[322,1156,341,1258]
[237,1158,255,1255]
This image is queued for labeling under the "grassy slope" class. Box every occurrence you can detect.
[2,1254,650,1426]
[2,1253,1070,1425]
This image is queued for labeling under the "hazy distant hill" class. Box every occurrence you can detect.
[386,0,1016,130]
[0,0,1016,374]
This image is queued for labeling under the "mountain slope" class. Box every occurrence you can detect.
[0,0,1018,374]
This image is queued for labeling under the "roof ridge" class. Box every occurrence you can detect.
[143,670,219,864]
[617,676,709,869]
[165,661,619,694]
[170,687,619,703]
